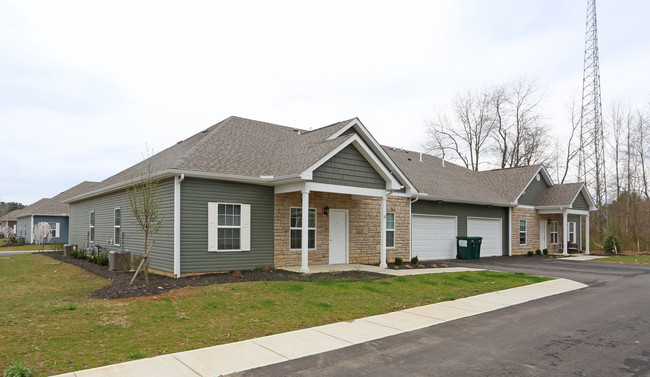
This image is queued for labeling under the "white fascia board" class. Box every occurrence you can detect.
[325,118,417,194]
[274,182,307,195]
[65,169,304,203]
[574,185,597,211]
[305,182,386,197]
[416,194,514,207]
[513,165,554,203]
[300,134,402,191]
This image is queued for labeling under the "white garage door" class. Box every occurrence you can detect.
[412,215,457,260]
[467,217,502,257]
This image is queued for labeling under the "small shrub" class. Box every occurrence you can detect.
[410,256,419,265]
[535,249,542,255]
[603,234,621,253]
[394,257,403,265]
[543,248,548,255]
[3,361,32,377]
[527,250,534,257]
[96,252,109,266]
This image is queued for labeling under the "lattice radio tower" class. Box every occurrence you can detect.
[578,0,607,230]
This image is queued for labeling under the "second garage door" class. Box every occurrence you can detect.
[411,215,457,260]
[467,217,503,257]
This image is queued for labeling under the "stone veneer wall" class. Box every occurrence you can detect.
[511,207,541,255]
[274,192,410,267]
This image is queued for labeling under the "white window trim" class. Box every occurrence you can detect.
[89,211,95,243]
[48,222,60,238]
[386,212,395,248]
[568,222,576,244]
[208,202,251,252]
[519,219,527,245]
[114,208,121,246]
[290,207,316,250]
[550,221,559,244]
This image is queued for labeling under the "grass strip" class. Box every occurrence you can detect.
[1,254,549,376]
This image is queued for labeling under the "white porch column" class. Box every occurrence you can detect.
[585,214,590,254]
[380,195,387,268]
[562,209,568,256]
[301,190,310,273]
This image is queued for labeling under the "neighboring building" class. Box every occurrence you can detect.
[65,116,595,278]
[0,209,22,236]
[16,181,98,244]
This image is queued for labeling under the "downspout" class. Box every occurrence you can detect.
[173,174,185,278]
[409,196,419,259]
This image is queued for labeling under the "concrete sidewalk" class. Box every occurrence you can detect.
[563,255,608,261]
[51,277,587,377]
[280,263,484,275]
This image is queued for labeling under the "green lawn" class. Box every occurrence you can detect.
[0,238,58,251]
[1,254,550,376]
[597,255,650,265]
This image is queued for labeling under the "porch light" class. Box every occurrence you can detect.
[323,206,329,216]
[548,219,552,224]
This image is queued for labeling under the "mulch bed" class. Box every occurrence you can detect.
[387,262,450,270]
[44,252,388,300]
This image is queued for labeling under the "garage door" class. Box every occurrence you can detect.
[467,217,502,257]
[411,215,457,260]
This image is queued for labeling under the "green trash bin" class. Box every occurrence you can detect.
[470,237,483,259]
[456,237,473,260]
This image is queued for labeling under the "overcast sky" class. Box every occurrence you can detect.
[2,0,649,204]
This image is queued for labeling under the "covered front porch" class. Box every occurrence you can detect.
[273,182,410,273]
[537,208,590,256]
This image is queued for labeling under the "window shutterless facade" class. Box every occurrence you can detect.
[386,212,395,248]
[114,208,121,245]
[550,221,558,244]
[207,202,251,252]
[519,220,527,245]
[290,208,316,249]
[89,211,95,243]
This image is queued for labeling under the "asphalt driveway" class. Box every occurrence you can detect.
[234,257,650,377]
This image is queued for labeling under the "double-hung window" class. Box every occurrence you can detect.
[386,212,395,248]
[208,202,251,252]
[519,220,527,245]
[48,222,59,238]
[550,221,558,244]
[114,208,121,245]
[290,208,316,249]
[89,211,95,243]
[568,222,576,243]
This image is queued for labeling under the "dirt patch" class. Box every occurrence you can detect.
[44,252,388,300]
[388,262,450,270]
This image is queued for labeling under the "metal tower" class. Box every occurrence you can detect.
[578,0,607,231]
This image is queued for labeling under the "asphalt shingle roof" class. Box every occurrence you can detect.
[475,165,544,203]
[16,181,98,217]
[536,182,585,207]
[90,116,355,193]
[0,209,24,222]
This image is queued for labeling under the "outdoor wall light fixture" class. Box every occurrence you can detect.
[323,206,329,216]
[548,219,552,224]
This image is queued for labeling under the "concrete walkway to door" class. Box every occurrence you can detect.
[280,263,484,276]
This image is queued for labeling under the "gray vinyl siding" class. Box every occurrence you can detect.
[180,177,274,273]
[572,191,590,210]
[312,144,385,189]
[412,200,509,256]
[16,217,32,242]
[69,179,175,273]
[519,175,549,206]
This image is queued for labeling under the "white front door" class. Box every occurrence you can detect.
[329,210,348,264]
[540,221,547,250]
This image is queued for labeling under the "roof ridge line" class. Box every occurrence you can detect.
[174,117,232,170]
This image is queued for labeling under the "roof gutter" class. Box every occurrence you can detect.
[416,193,515,207]
[65,169,305,203]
